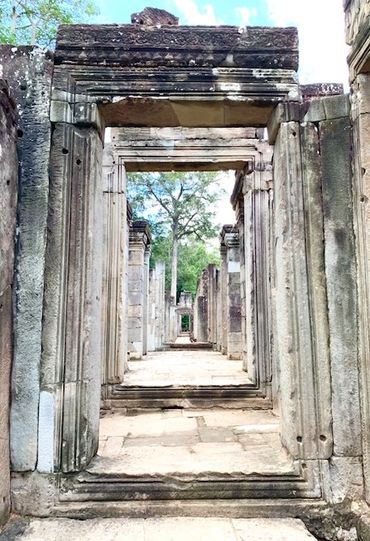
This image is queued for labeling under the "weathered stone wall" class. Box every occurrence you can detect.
[0,47,53,473]
[0,81,17,526]
[269,96,362,502]
[345,0,370,503]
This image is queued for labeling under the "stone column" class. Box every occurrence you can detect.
[193,269,208,343]
[231,147,274,385]
[101,149,128,388]
[0,81,18,526]
[219,238,228,354]
[128,221,151,359]
[142,246,151,356]
[223,228,242,360]
[207,264,218,347]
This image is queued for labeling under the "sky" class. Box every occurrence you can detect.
[94,0,349,86]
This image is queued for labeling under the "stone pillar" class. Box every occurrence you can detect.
[143,246,151,355]
[223,228,242,360]
[41,122,104,473]
[345,0,370,502]
[128,221,151,359]
[231,144,274,385]
[193,269,208,343]
[101,149,128,388]
[219,239,228,354]
[0,81,18,526]
[268,97,359,471]
[207,264,218,347]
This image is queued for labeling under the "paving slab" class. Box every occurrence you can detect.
[92,409,293,477]
[11,517,317,540]
[123,350,251,387]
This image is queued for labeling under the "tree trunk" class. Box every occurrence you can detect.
[11,2,17,37]
[170,234,178,303]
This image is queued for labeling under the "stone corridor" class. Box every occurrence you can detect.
[123,350,251,387]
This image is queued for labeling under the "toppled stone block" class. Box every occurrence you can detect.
[131,7,179,26]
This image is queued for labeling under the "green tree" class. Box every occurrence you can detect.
[177,240,220,297]
[127,171,225,302]
[0,0,98,46]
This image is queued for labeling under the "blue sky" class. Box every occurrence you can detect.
[94,0,271,26]
[93,0,349,86]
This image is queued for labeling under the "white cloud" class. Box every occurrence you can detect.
[172,0,223,25]
[235,6,258,26]
[266,0,349,87]
[235,7,251,26]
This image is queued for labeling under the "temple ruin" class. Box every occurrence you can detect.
[0,1,370,538]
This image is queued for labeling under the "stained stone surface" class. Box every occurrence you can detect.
[89,408,291,476]
[123,350,251,387]
[0,80,17,526]
[13,517,317,540]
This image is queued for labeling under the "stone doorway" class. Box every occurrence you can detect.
[6,19,360,518]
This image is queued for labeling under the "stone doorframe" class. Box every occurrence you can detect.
[39,22,315,474]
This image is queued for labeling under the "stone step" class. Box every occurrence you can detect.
[5,516,319,540]
[103,384,272,410]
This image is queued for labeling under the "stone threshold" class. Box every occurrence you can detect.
[59,462,319,503]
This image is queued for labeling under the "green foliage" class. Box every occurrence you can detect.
[127,171,224,298]
[177,240,220,297]
[127,171,224,242]
[0,0,98,46]
[149,235,220,298]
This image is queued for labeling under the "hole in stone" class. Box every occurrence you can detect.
[20,83,27,91]
[320,434,327,442]
[17,129,23,138]
[362,168,366,176]
[301,462,307,469]
[62,148,69,154]
[6,180,10,186]
[292,130,297,137]
[360,195,367,203]
[297,436,302,443]
[0,304,3,310]
[76,159,82,165]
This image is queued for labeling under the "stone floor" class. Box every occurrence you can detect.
[91,409,292,476]
[7,517,317,540]
[123,350,251,387]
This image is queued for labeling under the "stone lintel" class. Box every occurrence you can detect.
[224,231,240,249]
[112,127,262,172]
[52,25,299,128]
[300,83,344,101]
[268,95,350,144]
[129,220,151,249]
[55,25,298,71]
[220,224,236,246]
